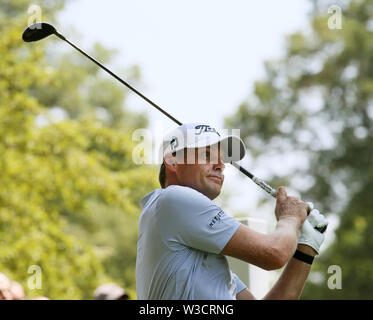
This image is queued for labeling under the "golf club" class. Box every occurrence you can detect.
[22,22,327,233]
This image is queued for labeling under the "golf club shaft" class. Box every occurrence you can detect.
[55,33,182,126]
[55,34,280,202]
[22,23,326,233]
[231,162,277,197]
[59,31,326,231]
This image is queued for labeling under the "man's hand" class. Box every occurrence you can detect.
[298,206,328,256]
[275,187,308,227]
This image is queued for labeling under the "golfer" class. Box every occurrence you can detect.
[136,123,328,300]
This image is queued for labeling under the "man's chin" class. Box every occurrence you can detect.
[205,185,222,200]
[187,182,222,200]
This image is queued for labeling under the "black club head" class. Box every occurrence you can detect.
[22,23,57,42]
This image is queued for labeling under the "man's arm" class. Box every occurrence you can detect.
[222,218,301,270]
[263,208,328,299]
[262,244,315,300]
[222,186,307,270]
[235,244,314,300]
[236,209,328,300]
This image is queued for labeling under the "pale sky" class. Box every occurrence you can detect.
[59,0,311,128]
[57,1,338,250]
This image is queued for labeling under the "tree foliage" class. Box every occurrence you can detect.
[226,0,373,299]
[1,1,158,299]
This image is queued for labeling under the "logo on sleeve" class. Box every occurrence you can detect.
[208,210,225,228]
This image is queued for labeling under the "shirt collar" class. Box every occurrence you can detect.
[139,189,163,208]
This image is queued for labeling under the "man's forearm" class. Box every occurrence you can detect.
[263,245,314,300]
[269,217,302,267]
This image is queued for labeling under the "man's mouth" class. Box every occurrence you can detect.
[207,175,223,184]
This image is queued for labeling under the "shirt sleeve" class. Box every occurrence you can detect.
[156,185,240,254]
[232,272,247,295]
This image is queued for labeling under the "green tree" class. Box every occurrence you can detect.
[226,0,373,299]
[1,1,158,299]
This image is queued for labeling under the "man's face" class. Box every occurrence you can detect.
[173,145,225,200]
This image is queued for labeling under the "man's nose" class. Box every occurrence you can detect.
[212,157,225,171]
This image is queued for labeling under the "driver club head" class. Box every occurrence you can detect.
[22,23,57,42]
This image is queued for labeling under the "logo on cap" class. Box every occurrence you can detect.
[170,137,179,151]
[195,125,220,136]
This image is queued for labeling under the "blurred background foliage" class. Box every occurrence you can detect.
[0,0,157,299]
[2,0,373,300]
[226,0,373,299]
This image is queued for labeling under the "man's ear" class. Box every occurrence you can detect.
[164,153,177,171]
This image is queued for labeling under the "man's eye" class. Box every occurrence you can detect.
[198,150,211,161]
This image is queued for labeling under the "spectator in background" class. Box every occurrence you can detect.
[93,283,129,300]
[0,272,48,300]
[0,273,25,300]
[0,273,12,300]
[8,281,25,300]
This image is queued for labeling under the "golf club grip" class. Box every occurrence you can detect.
[232,162,327,233]
[231,162,277,197]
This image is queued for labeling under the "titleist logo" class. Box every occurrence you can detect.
[195,125,220,136]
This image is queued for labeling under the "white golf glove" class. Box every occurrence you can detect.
[298,202,328,254]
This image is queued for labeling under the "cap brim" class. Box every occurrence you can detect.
[219,135,246,163]
[171,134,246,163]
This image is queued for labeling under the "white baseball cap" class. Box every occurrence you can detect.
[161,123,246,163]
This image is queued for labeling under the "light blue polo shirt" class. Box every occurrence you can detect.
[136,185,246,300]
